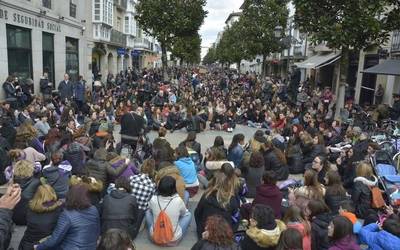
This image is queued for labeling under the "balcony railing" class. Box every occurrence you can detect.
[392,30,400,53]
[110,29,126,47]
[134,38,151,50]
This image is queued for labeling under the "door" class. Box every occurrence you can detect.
[359,54,379,106]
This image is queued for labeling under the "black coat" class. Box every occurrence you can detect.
[58,80,73,100]
[194,193,240,239]
[13,176,40,225]
[352,176,377,219]
[3,81,16,99]
[287,144,305,174]
[303,144,326,165]
[120,112,146,145]
[263,148,289,181]
[40,78,52,95]
[311,213,331,250]
[0,208,13,250]
[18,206,62,250]
[101,189,138,239]
[324,191,349,214]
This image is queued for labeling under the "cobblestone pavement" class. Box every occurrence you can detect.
[9,125,260,249]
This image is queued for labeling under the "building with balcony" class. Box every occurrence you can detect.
[0,0,90,98]
[88,0,161,81]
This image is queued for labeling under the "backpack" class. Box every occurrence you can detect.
[152,197,176,245]
[370,186,386,208]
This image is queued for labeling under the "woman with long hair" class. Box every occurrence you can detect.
[180,131,202,155]
[191,215,240,250]
[262,139,289,181]
[44,128,62,157]
[19,184,63,250]
[276,228,304,250]
[227,133,245,168]
[195,171,241,238]
[290,169,326,212]
[328,216,360,250]
[307,200,331,250]
[324,170,348,214]
[34,185,100,249]
[283,205,311,250]
[97,229,136,250]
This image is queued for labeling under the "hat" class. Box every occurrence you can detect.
[94,81,102,87]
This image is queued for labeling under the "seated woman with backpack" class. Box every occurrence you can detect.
[145,176,192,246]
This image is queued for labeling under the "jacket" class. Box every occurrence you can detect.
[252,184,283,219]
[325,191,349,214]
[0,208,13,250]
[120,112,146,145]
[228,145,244,168]
[287,144,305,174]
[311,212,332,250]
[13,176,41,225]
[62,142,86,175]
[109,157,139,182]
[191,240,241,250]
[40,78,52,95]
[155,165,186,199]
[328,236,361,250]
[194,193,240,239]
[36,206,100,250]
[73,81,85,101]
[287,222,311,250]
[86,148,127,184]
[58,80,73,100]
[352,176,377,219]
[3,81,17,99]
[180,140,202,155]
[303,144,326,165]
[241,220,286,250]
[243,166,264,198]
[42,161,72,199]
[19,205,62,250]
[263,148,289,181]
[359,223,400,250]
[174,157,198,186]
[101,189,138,239]
[186,115,206,133]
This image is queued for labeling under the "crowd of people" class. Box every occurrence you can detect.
[0,66,400,250]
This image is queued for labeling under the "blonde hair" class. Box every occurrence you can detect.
[205,172,236,209]
[8,149,23,162]
[356,162,374,178]
[70,175,103,193]
[29,184,61,213]
[14,160,34,178]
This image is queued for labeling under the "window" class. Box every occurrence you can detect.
[70,0,77,18]
[124,16,129,34]
[7,25,33,81]
[42,0,51,9]
[117,17,122,32]
[65,37,79,82]
[42,32,55,87]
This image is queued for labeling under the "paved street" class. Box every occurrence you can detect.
[9,125,260,250]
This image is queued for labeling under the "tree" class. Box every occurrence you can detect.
[136,0,207,79]
[171,33,202,65]
[240,0,289,77]
[203,47,217,65]
[293,0,400,117]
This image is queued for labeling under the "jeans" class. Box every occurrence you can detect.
[145,209,192,242]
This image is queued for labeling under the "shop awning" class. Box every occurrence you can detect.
[362,59,400,76]
[295,53,341,69]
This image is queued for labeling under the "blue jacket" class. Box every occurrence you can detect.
[359,223,400,250]
[228,145,243,168]
[36,206,100,250]
[73,81,86,101]
[174,157,198,185]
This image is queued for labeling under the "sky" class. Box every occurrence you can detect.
[199,0,243,59]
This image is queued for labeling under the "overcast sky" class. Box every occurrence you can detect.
[199,0,243,59]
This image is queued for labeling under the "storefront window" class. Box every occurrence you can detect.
[43,32,55,87]
[7,25,33,81]
[66,37,79,81]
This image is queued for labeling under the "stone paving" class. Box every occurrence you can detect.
[9,125,260,249]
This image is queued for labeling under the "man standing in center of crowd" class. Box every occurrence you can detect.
[58,73,73,102]
[120,104,146,151]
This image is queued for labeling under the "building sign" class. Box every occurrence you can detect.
[117,47,126,56]
[0,7,61,32]
[131,50,141,56]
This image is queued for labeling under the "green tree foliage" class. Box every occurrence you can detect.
[293,0,400,116]
[171,34,202,65]
[202,47,217,65]
[136,0,207,78]
[240,0,289,76]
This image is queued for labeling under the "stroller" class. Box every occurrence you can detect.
[373,159,400,206]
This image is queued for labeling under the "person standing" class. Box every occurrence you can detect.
[40,73,53,102]
[374,84,384,105]
[120,104,146,150]
[58,74,73,102]
[74,75,86,112]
